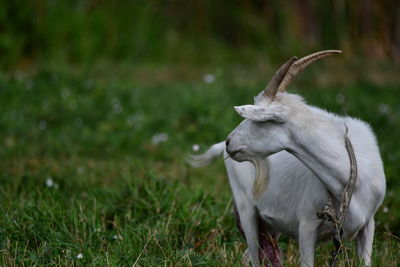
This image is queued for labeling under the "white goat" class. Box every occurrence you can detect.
[189,52,332,266]
[189,143,321,266]
[224,50,386,266]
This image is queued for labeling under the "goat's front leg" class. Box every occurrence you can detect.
[356,217,374,266]
[236,200,260,266]
[298,220,318,267]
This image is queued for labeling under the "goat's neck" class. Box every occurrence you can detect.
[286,112,350,199]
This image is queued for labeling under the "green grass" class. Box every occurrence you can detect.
[1,63,400,266]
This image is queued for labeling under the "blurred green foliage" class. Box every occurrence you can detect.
[1,0,400,69]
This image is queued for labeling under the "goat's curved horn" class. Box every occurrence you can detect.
[277,50,342,93]
[264,56,297,100]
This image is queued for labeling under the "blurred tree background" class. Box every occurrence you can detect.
[1,1,400,265]
[1,0,400,69]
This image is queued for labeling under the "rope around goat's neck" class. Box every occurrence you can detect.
[339,125,358,227]
[317,123,358,267]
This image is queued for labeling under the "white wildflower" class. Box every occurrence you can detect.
[45,177,58,188]
[84,79,93,89]
[113,234,123,240]
[383,206,389,213]
[127,115,135,126]
[335,93,345,104]
[111,97,119,106]
[151,133,169,145]
[26,79,34,90]
[203,73,215,84]
[192,144,200,152]
[378,103,390,115]
[61,87,71,99]
[46,177,54,187]
[111,98,122,114]
[14,70,24,81]
[76,166,85,174]
[126,113,144,129]
[76,253,83,259]
[38,120,47,130]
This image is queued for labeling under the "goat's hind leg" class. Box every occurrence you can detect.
[258,218,282,267]
[356,218,374,266]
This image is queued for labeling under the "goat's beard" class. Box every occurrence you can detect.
[250,157,270,199]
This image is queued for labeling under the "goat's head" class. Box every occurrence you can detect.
[226,50,342,162]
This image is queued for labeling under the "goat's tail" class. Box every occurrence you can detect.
[186,142,225,168]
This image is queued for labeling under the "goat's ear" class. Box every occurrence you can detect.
[234,104,288,123]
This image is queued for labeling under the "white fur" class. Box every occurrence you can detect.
[225,92,386,266]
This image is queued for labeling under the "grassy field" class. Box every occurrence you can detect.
[1,61,400,266]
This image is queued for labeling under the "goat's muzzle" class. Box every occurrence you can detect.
[226,146,246,162]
